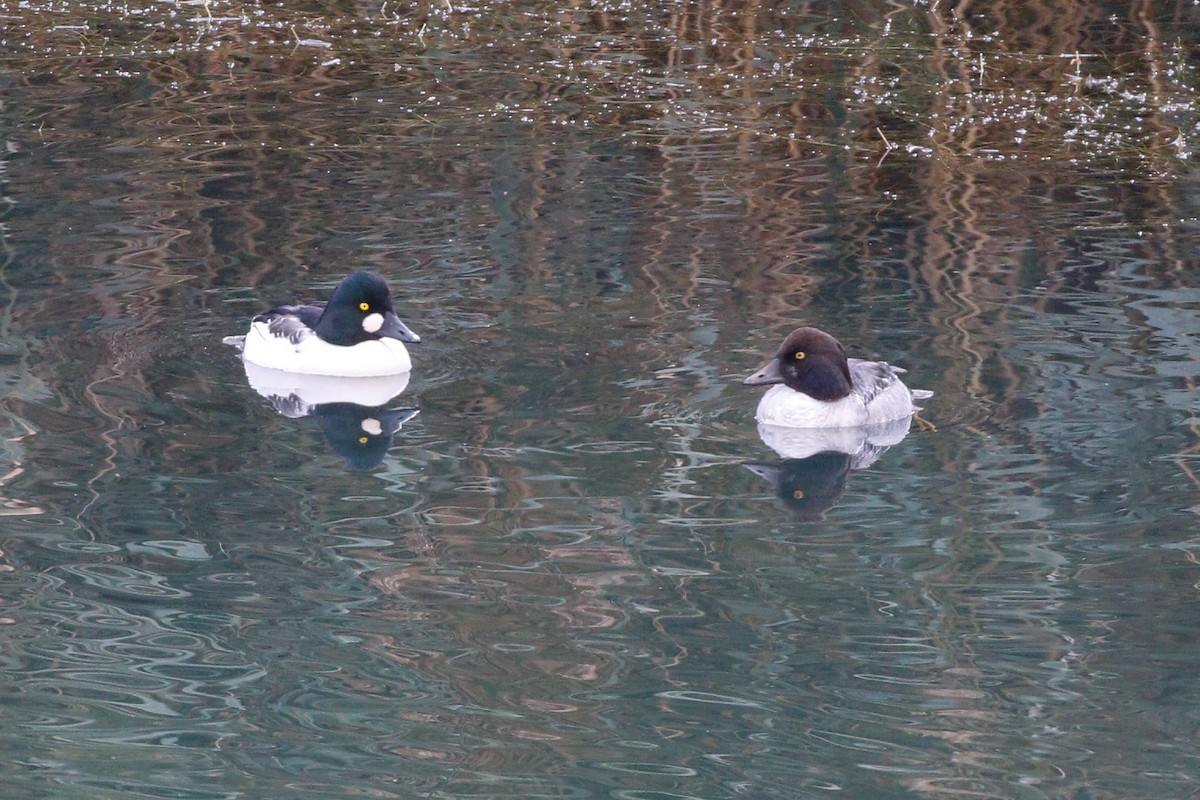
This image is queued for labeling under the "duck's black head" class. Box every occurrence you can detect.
[743,326,853,401]
[315,271,421,347]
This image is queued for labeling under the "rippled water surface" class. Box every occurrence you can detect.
[2,2,1200,798]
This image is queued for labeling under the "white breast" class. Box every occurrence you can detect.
[755,379,914,429]
[242,320,412,377]
[755,385,867,427]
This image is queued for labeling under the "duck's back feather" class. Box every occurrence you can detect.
[253,303,325,345]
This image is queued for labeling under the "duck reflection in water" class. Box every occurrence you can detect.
[745,416,913,522]
[238,362,419,470]
[744,453,852,523]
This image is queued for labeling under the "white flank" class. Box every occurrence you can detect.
[242,320,412,377]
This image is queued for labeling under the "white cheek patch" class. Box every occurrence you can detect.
[360,418,382,436]
[361,312,384,333]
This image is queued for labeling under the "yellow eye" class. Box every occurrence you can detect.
[359,302,370,312]
[358,436,369,445]
[794,351,806,360]
[793,489,805,500]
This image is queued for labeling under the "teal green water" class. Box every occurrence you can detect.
[2,3,1200,798]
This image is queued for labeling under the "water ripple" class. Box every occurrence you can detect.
[56,564,191,599]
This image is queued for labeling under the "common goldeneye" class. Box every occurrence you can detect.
[743,327,928,428]
[227,271,420,377]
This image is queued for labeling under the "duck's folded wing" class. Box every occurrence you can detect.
[847,359,904,406]
[253,303,325,345]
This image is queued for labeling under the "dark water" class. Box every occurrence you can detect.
[2,2,1200,798]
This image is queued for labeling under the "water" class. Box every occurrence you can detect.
[2,2,1200,798]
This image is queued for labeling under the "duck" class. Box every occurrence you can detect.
[227,271,420,377]
[743,327,929,428]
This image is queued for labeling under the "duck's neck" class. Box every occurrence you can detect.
[316,307,366,346]
[792,361,852,401]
